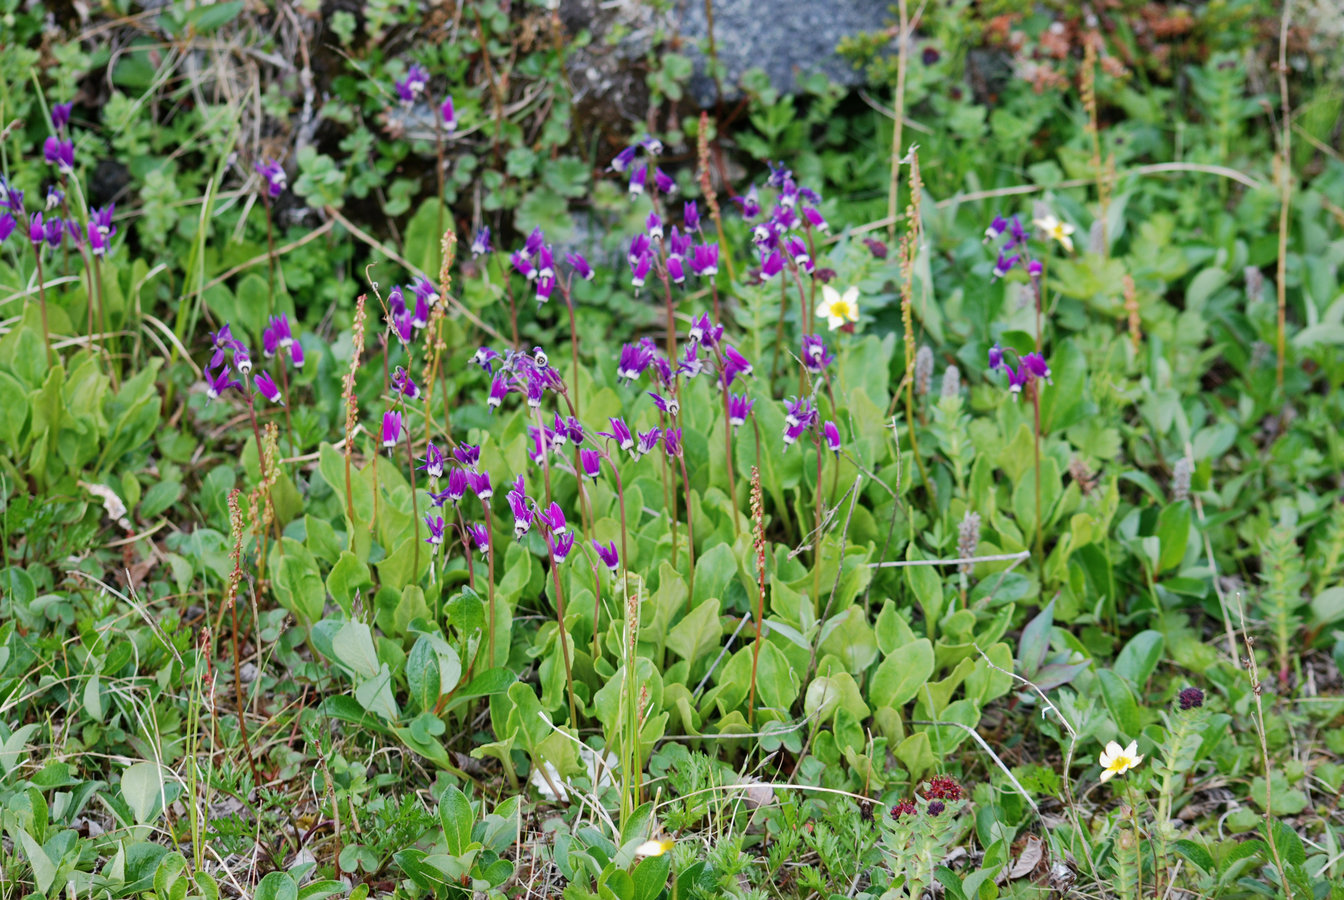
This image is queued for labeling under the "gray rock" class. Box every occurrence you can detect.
[677,0,891,105]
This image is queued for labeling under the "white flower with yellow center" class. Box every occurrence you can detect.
[634,838,674,858]
[1034,214,1076,253]
[816,285,860,331]
[1098,739,1144,782]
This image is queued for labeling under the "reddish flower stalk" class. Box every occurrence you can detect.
[749,464,766,726]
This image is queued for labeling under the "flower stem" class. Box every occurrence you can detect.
[403,402,421,583]
[33,250,53,368]
[1032,385,1043,565]
[676,448,696,611]
[546,536,580,728]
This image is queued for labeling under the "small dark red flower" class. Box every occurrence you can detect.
[890,799,917,820]
[1178,687,1204,710]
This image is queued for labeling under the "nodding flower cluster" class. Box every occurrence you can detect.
[983,214,1043,282]
[384,277,441,343]
[781,393,841,454]
[391,60,457,133]
[622,206,718,293]
[205,317,303,405]
[608,134,673,199]
[0,103,118,258]
[987,344,1051,398]
[509,226,593,306]
[732,160,828,283]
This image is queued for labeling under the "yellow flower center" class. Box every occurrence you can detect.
[1107,755,1131,771]
[830,299,854,319]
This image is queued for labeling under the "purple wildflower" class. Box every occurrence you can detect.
[454,444,480,470]
[760,249,784,280]
[468,523,490,555]
[392,366,420,400]
[609,145,638,173]
[254,159,286,198]
[440,96,457,131]
[728,393,754,426]
[600,417,635,452]
[992,252,1019,280]
[984,215,1008,242]
[801,335,834,374]
[381,411,403,448]
[508,491,534,538]
[684,201,700,232]
[663,427,683,458]
[254,371,283,404]
[594,539,619,573]
[721,345,753,386]
[290,341,305,369]
[43,137,74,175]
[617,342,653,383]
[628,164,647,197]
[646,210,663,242]
[511,251,536,281]
[580,448,602,480]
[473,346,500,373]
[648,391,679,417]
[424,514,446,548]
[550,532,576,563]
[204,366,242,400]
[90,204,115,238]
[471,227,491,257]
[469,470,493,500]
[823,421,841,454]
[734,185,761,219]
[445,467,468,504]
[28,212,45,246]
[539,501,568,535]
[419,443,446,480]
[1021,352,1051,383]
[566,252,594,280]
[0,213,14,244]
[802,206,828,232]
[630,252,652,289]
[654,167,675,195]
[636,428,662,458]
[51,102,73,130]
[395,63,429,104]
[639,134,663,155]
[691,243,720,277]
[988,344,1005,371]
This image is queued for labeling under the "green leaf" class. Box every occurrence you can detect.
[870,638,934,708]
[254,872,298,900]
[407,635,441,713]
[121,761,165,825]
[632,853,671,900]
[666,596,722,673]
[1113,630,1164,689]
[1154,502,1191,573]
[326,551,371,614]
[18,829,56,892]
[439,785,475,856]
[330,621,380,678]
[1097,669,1141,738]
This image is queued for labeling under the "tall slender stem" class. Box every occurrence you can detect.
[676,450,696,610]
[565,285,581,416]
[403,404,421,582]
[277,361,297,455]
[1032,386,1043,565]
[546,537,580,728]
[34,250,53,367]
